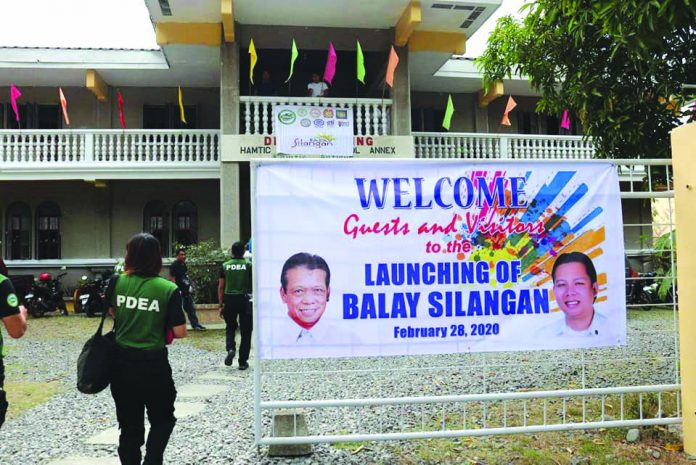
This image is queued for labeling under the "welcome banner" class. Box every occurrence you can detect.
[274,105,354,156]
[255,160,626,359]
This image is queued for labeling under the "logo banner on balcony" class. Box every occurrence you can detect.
[255,160,626,359]
[274,105,354,156]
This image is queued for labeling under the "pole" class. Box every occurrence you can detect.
[671,121,696,455]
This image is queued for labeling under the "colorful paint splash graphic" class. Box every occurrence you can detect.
[443,170,608,308]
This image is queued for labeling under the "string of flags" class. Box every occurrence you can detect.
[247,38,401,88]
[440,94,573,132]
[7,83,191,130]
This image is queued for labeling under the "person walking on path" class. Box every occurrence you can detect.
[0,273,27,429]
[106,233,187,465]
[169,247,206,330]
[218,242,253,370]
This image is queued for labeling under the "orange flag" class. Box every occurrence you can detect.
[385,46,399,87]
[58,88,70,126]
[501,96,517,126]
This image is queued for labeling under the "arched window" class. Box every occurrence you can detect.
[143,200,169,255]
[36,202,61,259]
[5,202,32,260]
[173,200,197,247]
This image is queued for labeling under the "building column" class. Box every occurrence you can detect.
[220,40,241,249]
[391,45,411,136]
[672,122,696,455]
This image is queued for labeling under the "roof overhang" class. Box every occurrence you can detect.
[410,56,539,95]
[0,46,219,88]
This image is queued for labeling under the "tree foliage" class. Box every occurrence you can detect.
[176,239,228,304]
[477,0,696,158]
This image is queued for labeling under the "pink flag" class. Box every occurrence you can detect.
[501,96,517,126]
[10,84,22,123]
[59,88,70,126]
[117,90,126,129]
[561,109,571,130]
[385,46,399,88]
[323,42,337,85]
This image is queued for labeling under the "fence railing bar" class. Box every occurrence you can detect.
[258,418,681,445]
[259,385,680,410]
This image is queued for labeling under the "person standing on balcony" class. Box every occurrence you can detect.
[256,70,277,97]
[307,73,329,97]
[107,233,187,465]
[218,242,253,370]
[169,248,206,330]
[0,273,27,429]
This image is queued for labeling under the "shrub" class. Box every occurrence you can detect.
[653,230,676,302]
[175,240,228,304]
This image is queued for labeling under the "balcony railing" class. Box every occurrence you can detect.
[0,130,219,166]
[414,132,595,159]
[240,96,392,136]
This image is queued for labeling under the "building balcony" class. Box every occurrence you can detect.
[240,96,392,136]
[0,129,220,180]
[414,132,595,159]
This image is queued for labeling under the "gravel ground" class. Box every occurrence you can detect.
[0,311,679,465]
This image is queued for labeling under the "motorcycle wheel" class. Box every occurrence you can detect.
[28,300,45,318]
[637,291,654,307]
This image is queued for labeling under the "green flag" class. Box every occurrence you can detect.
[285,39,299,83]
[356,40,365,84]
[442,94,454,130]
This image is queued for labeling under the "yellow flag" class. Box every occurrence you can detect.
[178,86,187,124]
[249,38,258,84]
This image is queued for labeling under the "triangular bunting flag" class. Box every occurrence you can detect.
[356,40,365,84]
[501,96,517,126]
[10,84,22,123]
[285,39,299,83]
[324,42,337,85]
[59,88,70,126]
[249,39,258,84]
[178,87,187,124]
[385,46,399,87]
[442,95,454,130]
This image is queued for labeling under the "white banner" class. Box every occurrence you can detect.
[255,160,626,359]
[274,105,354,156]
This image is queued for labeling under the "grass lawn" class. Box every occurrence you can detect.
[387,427,687,465]
[2,315,228,420]
[180,327,226,353]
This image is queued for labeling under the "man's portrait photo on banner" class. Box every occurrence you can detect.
[279,252,331,344]
[540,251,612,340]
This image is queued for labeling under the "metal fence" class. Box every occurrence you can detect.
[253,159,679,445]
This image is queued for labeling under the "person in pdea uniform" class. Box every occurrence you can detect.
[106,233,187,465]
[539,251,619,345]
[218,242,253,370]
[0,273,27,429]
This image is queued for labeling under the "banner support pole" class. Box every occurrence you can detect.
[671,122,696,455]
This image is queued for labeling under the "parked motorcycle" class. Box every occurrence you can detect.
[25,271,68,317]
[638,272,659,305]
[75,275,108,317]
